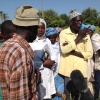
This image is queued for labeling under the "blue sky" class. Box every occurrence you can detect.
[0,0,100,20]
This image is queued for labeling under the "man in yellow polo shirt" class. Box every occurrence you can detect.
[59,9,93,100]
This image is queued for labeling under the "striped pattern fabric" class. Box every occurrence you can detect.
[0,34,37,100]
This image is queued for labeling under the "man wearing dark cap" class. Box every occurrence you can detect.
[58,9,93,100]
[0,5,40,100]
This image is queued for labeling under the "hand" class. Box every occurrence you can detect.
[62,93,66,100]
[86,29,94,37]
[70,50,84,58]
[43,59,55,69]
[62,41,68,46]
[78,27,90,37]
[75,27,90,44]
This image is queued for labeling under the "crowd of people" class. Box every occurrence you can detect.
[0,4,100,100]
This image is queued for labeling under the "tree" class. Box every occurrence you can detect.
[97,17,100,27]
[60,14,69,27]
[39,9,65,27]
[38,8,100,28]
[82,8,99,25]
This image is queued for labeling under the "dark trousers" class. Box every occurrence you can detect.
[94,70,100,100]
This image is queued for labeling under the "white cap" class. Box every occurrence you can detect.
[69,9,82,20]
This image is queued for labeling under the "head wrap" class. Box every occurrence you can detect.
[40,18,47,32]
[69,9,82,20]
[56,27,62,33]
[36,18,47,40]
[46,27,58,37]
[85,24,96,32]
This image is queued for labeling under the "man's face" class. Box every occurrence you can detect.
[71,15,83,31]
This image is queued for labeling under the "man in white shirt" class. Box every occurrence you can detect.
[91,31,100,100]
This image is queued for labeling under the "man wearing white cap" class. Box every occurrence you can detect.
[0,5,40,100]
[58,9,93,100]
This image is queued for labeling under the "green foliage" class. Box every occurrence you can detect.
[96,17,100,27]
[60,14,69,27]
[0,7,100,28]
[39,9,68,27]
[82,8,99,25]
[39,8,100,28]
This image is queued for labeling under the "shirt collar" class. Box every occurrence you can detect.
[67,27,75,35]
[11,33,34,57]
[34,36,47,43]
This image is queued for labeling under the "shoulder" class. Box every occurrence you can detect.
[46,38,52,44]
[46,38,51,42]
[61,27,70,33]
[6,40,27,52]
[0,41,25,60]
[60,27,71,36]
[29,42,35,47]
[91,33,100,40]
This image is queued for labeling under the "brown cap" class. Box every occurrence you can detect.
[12,4,40,26]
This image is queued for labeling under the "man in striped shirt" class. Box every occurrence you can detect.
[0,5,40,100]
